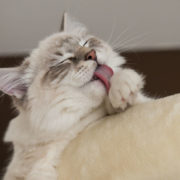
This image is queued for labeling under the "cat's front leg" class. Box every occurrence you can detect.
[26,148,59,180]
[26,140,68,180]
[26,159,58,180]
[108,68,149,111]
[3,148,27,180]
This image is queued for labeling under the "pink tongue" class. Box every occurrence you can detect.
[94,64,114,92]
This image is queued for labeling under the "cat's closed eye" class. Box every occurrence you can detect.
[54,52,63,56]
[68,57,77,61]
[85,38,102,49]
[83,40,89,47]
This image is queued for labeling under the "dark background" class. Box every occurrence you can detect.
[0,50,180,178]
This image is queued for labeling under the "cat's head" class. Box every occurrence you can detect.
[0,13,126,110]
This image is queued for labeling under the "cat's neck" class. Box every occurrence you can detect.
[4,99,106,146]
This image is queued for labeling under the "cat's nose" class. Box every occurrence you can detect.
[85,49,97,61]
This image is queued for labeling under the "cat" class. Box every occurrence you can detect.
[1,13,149,180]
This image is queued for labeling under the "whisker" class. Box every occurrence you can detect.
[110,27,130,47]
[107,18,117,44]
[113,32,150,50]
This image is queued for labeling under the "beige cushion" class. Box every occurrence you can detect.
[58,94,180,180]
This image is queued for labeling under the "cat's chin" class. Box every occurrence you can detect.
[82,71,110,94]
[84,79,106,95]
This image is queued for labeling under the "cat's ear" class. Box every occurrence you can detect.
[60,12,88,35]
[0,68,27,99]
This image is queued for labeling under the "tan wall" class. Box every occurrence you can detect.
[0,0,180,54]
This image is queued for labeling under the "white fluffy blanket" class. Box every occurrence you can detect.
[58,94,180,180]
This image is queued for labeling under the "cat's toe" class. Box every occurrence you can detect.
[109,86,128,110]
[109,69,144,110]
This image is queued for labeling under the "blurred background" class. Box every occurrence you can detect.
[0,0,180,178]
[0,0,180,53]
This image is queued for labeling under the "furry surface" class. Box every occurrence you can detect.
[58,94,180,180]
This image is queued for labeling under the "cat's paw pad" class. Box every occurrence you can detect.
[109,69,144,110]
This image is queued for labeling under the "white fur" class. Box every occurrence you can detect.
[2,13,149,180]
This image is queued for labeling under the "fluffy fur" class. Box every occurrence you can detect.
[1,13,148,180]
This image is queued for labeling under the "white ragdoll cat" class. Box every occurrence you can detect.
[1,13,149,180]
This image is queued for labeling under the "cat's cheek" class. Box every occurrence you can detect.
[86,80,107,100]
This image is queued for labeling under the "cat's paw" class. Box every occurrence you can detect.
[109,69,144,110]
[27,164,58,180]
[27,171,58,180]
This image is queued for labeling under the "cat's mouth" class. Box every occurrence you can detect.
[93,64,114,92]
[84,49,113,92]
